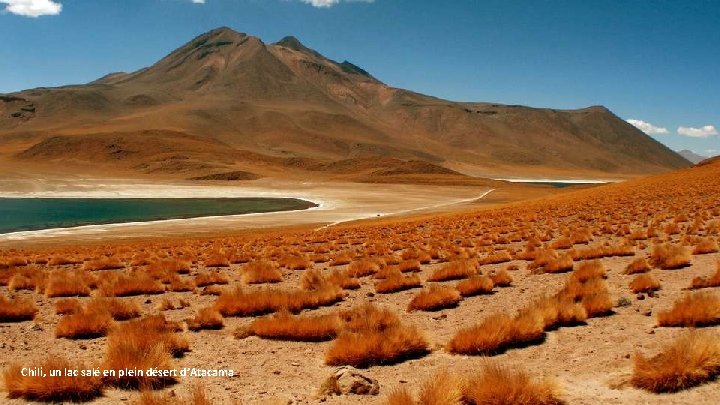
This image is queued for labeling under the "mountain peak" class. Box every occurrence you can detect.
[274,35,323,59]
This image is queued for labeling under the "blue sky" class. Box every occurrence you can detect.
[1,0,718,155]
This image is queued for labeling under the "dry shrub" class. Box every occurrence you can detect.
[464,363,563,405]
[564,278,613,317]
[693,238,719,255]
[326,304,429,368]
[88,297,142,321]
[45,270,91,298]
[490,269,513,287]
[242,261,282,284]
[326,269,361,290]
[375,273,422,294]
[278,255,312,270]
[523,295,587,330]
[187,307,224,331]
[8,267,45,292]
[0,295,37,322]
[478,251,512,265]
[214,284,343,317]
[48,255,83,266]
[82,257,125,271]
[204,252,229,268]
[657,292,720,327]
[168,275,195,292]
[346,259,380,278]
[428,261,476,282]
[100,272,165,297]
[570,260,605,283]
[629,274,661,294]
[387,371,463,405]
[408,285,462,311]
[456,275,494,297]
[399,259,422,273]
[56,306,113,339]
[249,310,340,341]
[529,249,574,274]
[386,388,416,405]
[194,270,230,287]
[447,313,544,355]
[3,356,103,401]
[632,331,720,392]
[691,262,720,289]
[651,244,691,269]
[624,258,650,275]
[103,316,189,389]
[135,383,211,405]
[55,298,82,315]
[329,252,352,266]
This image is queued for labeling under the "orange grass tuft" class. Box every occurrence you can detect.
[45,270,91,298]
[249,310,340,341]
[55,306,113,339]
[187,307,224,331]
[0,295,38,322]
[651,244,691,269]
[693,238,719,255]
[657,292,720,327]
[490,269,513,287]
[408,285,462,311]
[690,262,720,289]
[623,258,650,275]
[346,259,380,278]
[629,274,661,294]
[632,331,720,392]
[447,313,545,355]
[100,272,165,297]
[242,261,283,284]
[214,284,344,317]
[427,260,476,282]
[103,316,188,389]
[463,362,563,405]
[455,275,494,297]
[326,304,429,368]
[375,273,422,294]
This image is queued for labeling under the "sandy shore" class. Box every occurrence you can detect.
[0,177,494,245]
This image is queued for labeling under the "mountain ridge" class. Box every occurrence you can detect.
[0,27,691,180]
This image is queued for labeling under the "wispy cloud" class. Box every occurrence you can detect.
[0,0,61,17]
[626,119,669,135]
[300,0,374,8]
[191,0,205,3]
[678,125,718,138]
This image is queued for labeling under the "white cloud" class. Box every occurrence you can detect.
[677,125,718,138]
[191,0,205,3]
[626,119,669,135]
[0,0,61,17]
[300,0,374,8]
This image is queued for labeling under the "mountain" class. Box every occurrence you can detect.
[0,27,691,180]
[677,149,707,164]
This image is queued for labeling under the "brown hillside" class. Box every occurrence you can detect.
[0,27,690,179]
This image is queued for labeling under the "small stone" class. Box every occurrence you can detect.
[643,310,652,317]
[636,293,645,301]
[319,366,380,397]
[648,329,655,335]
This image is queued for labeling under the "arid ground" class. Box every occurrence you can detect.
[1,160,719,405]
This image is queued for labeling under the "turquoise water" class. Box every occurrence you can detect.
[0,197,317,234]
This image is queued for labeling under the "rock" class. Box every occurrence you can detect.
[636,293,645,301]
[616,296,632,307]
[643,309,652,317]
[318,366,379,398]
